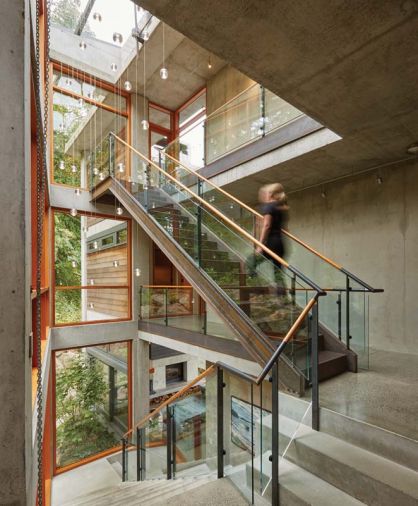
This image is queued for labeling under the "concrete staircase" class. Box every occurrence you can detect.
[60,475,247,506]
[246,392,418,505]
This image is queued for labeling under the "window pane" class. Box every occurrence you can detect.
[55,343,129,469]
[179,92,206,129]
[149,106,171,130]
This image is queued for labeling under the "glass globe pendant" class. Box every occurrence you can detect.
[117,163,125,174]
[113,32,123,44]
[79,40,87,51]
[59,160,65,170]
[110,63,118,72]
[116,207,123,215]
[71,164,77,173]
[124,81,132,91]
[160,67,168,80]
[92,12,102,22]
[74,188,81,196]
[70,208,77,217]
[135,268,141,277]
[141,119,149,131]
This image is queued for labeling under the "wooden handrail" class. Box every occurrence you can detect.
[124,364,216,438]
[160,150,342,270]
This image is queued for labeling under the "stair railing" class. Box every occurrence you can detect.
[121,294,319,505]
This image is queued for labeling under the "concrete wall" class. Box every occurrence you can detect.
[206,65,255,115]
[287,159,418,355]
[0,0,30,504]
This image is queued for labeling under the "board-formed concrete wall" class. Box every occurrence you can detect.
[0,0,31,504]
[288,159,418,355]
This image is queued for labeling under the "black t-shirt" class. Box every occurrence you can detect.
[260,202,287,235]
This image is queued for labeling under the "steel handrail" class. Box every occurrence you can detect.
[111,132,325,295]
[123,365,216,438]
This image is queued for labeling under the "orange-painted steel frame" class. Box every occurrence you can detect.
[51,208,132,327]
[52,340,133,475]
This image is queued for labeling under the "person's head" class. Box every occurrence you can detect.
[259,183,285,203]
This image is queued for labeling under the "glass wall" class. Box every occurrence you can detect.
[53,210,130,325]
[52,66,129,188]
[54,342,130,469]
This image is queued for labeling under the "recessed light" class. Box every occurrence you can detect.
[406,142,418,155]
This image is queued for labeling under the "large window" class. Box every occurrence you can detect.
[52,65,129,189]
[53,210,131,326]
[54,342,131,470]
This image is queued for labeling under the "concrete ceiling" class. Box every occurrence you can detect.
[135,0,418,196]
[118,22,225,110]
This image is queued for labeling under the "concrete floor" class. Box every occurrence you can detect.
[318,348,418,441]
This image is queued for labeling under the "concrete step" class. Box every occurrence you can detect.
[249,453,366,505]
[62,475,217,506]
[280,417,418,506]
[317,350,348,381]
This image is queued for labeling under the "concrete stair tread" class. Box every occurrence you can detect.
[318,350,346,362]
[284,423,418,505]
[62,476,216,506]
[251,454,366,505]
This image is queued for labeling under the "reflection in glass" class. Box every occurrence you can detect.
[55,343,129,468]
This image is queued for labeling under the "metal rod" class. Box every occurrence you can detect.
[165,288,168,326]
[172,406,177,479]
[311,303,320,431]
[167,407,173,480]
[121,437,127,482]
[346,276,351,349]
[136,427,141,481]
[217,367,224,479]
[337,292,342,340]
[271,363,279,505]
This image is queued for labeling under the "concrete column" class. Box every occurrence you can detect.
[133,338,150,425]
[0,0,31,504]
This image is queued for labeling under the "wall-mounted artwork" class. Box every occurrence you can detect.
[231,396,270,453]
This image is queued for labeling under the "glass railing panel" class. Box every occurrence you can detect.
[206,85,262,164]
[143,409,169,479]
[264,89,303,134]
[349,281,369,369]
[172,385,213,478]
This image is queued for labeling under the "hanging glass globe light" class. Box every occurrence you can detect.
[113,32,123,44]
[117,163,125,173]
[135,268,141,277]
[93,167,99,176]
[82,226,88,233]
[93,240,98,249]
[74,188,81,196]
[89,302,95,309]
[124,81,132,91]
[79,40,87,51]
[116,207,123,215]
[78,98,84,107]
[99,172,104,181]
[59,160,65,170]
[71,260,77,268]
[70,208,77,217]
[141,119,149,131]
[92,12,102,22]
[90,279,94,285]
[71,164,77,173]
[142,30,150,41]
[113,260,119,267]
[160,67,168,80]
[110,63,118,72]
[65,78,72,86]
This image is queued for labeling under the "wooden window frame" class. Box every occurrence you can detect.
[52,340,133,475]
[51,208,132,327]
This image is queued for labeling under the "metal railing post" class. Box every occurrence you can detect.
[337,292,342,340]
[346,276,351,349]
[172,406,177,478]
[109,134,115,178]
[271,363,279,505]
[139,286,142,320]
[250,383,255,505]
[217,367,224,478]
[121,437,127,482]
[260,85,266,137]
[311,303,320,431]
[164,288,168,326]
[166,406,174,479]
[136,427,141,481]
